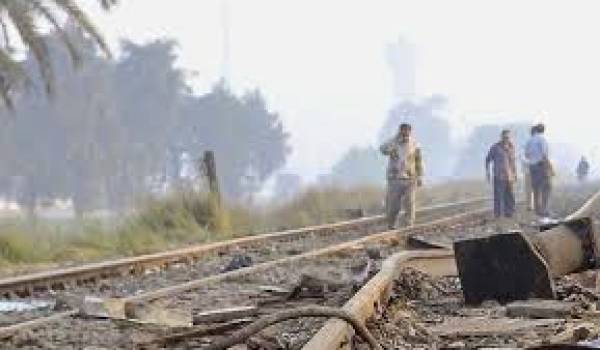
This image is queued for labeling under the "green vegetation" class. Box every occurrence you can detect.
[0,181,487,273]
[0,1,115,108]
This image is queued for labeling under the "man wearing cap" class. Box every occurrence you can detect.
[380,123,424,229]
[486,129,517,218]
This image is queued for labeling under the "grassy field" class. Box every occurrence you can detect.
[0,180,491,272]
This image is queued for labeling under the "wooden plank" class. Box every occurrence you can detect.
[125,302,192,327]
[79,296,127,319]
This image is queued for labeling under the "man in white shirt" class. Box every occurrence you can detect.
[521,126,536,211]
[525,123,552,217]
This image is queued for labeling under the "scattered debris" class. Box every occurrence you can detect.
[506,300,578,319]
[350,259,373,288]
[365,246,382,260]
[393,267,456,301]
[288,274,346,299]
[406,234,451,249]
[247,335,280,350]
[566,270,600,290]
[222,254,254,272]
[74,296,192,327]
[125,301,192,327]
[203,306,383,350]
[193,306,259,324]
[364,267,600,349]
[257,285,290,297]
[135,319,252,348]
[429,317,563,337]
[548,323,596,344]
[78,296,126,320]
[0,300,53,313]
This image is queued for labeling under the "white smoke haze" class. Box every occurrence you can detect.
[75,1,600,181]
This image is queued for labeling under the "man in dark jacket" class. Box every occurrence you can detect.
[486,129,517,218]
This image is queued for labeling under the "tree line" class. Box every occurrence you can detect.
[0,29,290,216]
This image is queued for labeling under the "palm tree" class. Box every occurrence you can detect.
[0,0,116,108]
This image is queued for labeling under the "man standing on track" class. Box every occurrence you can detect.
[521,126,536,211]
[525,123,552,218]
[380,123,424,229]
[486,129,517,218]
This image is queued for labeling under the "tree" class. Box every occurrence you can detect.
[325,146,386,187]
[379,95,453,180]
[0,30,192,215]
[0,28,113,215]
[0,31,291,214]
[108,39,190,208]
[0,1,116,107]
[176,83,291,199]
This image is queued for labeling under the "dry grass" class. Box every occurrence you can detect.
[0,180,498,270]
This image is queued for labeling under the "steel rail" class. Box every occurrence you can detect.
[0,198,488,297]
[0,202,490,340]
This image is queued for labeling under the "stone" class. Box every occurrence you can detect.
[79,296,126,319]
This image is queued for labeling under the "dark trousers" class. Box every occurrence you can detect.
[530,163,551,217]
[493,177,515,218]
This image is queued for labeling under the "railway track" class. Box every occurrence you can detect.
[1,187,595,349]
[0,197,488,299]
[0,198,491,348]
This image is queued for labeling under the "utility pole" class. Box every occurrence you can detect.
[221,0,231,86]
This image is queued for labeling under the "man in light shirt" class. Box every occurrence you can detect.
[380,123,424,229]
[521,126,536,211]
[525,123,552,218]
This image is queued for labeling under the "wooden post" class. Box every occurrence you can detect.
[203,151,221,204]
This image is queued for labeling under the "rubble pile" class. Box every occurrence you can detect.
[393,267,459,301]
[365,268,600,349]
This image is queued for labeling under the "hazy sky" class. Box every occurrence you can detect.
[84,1,600,180]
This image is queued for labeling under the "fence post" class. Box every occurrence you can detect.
[203,150,221,205]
